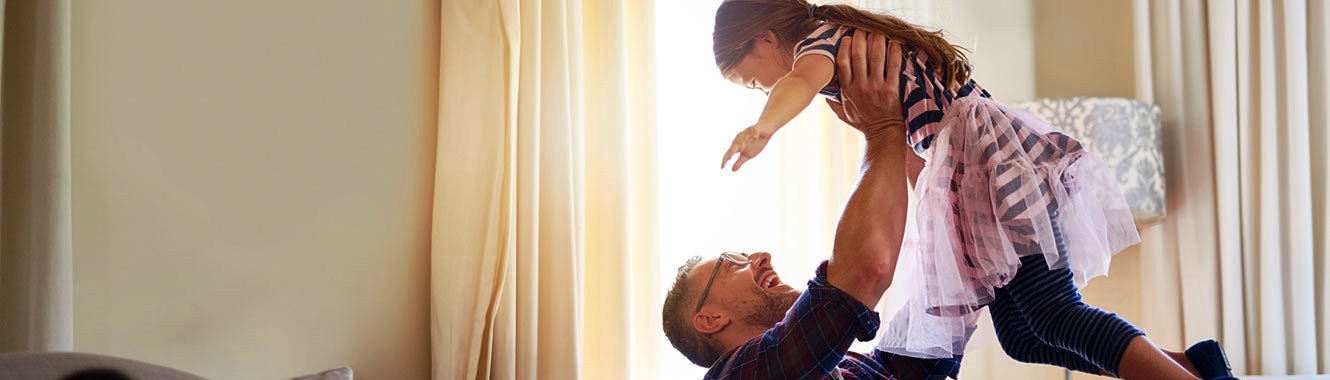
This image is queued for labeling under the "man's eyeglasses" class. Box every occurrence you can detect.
[694,251,752,314]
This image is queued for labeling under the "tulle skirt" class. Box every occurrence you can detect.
[877,96,1140,359]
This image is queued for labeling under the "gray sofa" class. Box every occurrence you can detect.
[0,352,353,380]
[0,352,206,380]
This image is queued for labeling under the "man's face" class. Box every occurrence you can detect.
[689,252,801,331]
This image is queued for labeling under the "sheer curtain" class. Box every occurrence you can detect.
[1133,0,1330,376]
[651,1,869,376]
[431,0,659,379]
[0,0,74,353]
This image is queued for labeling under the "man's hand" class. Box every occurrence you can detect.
[825,32,905,140]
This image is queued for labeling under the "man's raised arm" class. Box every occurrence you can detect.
[823,32,909,309]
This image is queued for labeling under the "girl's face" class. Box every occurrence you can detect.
[724,30,794,94]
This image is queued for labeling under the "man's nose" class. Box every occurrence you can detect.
[750,252,772,268]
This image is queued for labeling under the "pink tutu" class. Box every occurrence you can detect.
[877,97,1140,359]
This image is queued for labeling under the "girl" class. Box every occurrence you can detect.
[712,1,1234,379]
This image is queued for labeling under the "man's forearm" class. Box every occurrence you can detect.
[826,126,909,308]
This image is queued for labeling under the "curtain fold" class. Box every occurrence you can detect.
[1135,0,1329,375]
[0,0,74,353]
[432,0,657,378]
[1312,0,1330,371]
[579,0,661,378]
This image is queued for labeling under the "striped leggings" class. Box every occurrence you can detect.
[986,221,1145,376]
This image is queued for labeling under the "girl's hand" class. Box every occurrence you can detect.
[721,124,774,171]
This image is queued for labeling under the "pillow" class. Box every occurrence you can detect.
[288,366,353,380]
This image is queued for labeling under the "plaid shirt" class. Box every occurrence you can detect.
[703,262,962,380]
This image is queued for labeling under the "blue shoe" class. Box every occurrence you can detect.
[1186,340,1233,380]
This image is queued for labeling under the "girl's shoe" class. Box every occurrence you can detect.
[1185,339,1233,380]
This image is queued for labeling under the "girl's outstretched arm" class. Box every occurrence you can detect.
[756,56,836,131]
[721,57,836,171]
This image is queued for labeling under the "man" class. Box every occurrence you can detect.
[661,32,959,379]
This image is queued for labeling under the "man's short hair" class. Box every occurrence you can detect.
[662,255,722,367]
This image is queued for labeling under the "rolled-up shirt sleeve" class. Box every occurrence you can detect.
[705,261,881,380]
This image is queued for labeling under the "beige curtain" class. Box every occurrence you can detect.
[1133,0,1330,376]
[0,0,74,353]
[431,0,658,378]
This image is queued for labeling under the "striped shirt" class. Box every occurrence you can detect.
[703,262,961,380]
[793,23,992,155]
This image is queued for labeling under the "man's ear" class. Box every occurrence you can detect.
[692,309,731,335]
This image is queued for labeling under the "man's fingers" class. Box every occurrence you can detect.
[851,32,868,87]
[868,32,887,85]
[826,98,848,122]
[885,40,904,94]
[836,36,852,89]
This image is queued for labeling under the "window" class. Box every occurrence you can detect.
[652,1,889,377]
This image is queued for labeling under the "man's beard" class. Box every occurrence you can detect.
[741,287,800,329]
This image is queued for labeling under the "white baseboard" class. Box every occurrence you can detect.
[1243,376,1330,380]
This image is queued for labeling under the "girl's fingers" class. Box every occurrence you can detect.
[722,143,739,169]
[732,154,752,172]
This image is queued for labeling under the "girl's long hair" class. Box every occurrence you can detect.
[713,0,972,88]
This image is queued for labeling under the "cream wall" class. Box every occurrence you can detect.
[1032,0,1137,99]
[946,0,1039,102]
[70,1,437,379]
[878,0,1038,101]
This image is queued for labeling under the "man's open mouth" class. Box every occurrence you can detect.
[756,269,782,289]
